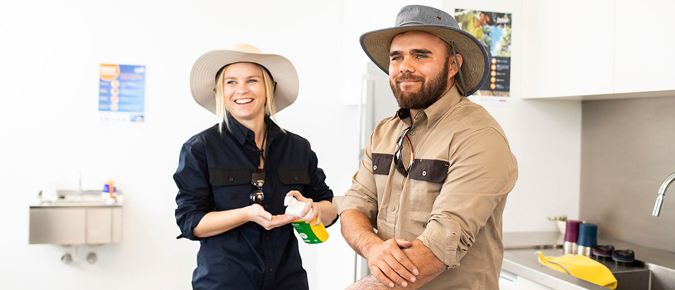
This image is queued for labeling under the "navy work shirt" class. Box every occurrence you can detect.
[174,116,334,290]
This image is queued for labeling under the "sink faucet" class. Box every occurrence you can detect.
[653,172,675,217]
[77,172,83,199]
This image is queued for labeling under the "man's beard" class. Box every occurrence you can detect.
[389,61,450,110]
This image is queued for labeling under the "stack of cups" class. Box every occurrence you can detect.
[577,223,598,257]
[563,220,583,255]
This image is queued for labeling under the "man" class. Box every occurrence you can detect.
[333,5,518,290]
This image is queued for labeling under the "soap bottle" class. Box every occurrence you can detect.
[284,196,329,244]
[102,179,117,199]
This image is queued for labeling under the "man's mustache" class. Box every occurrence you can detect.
[394,73,424,84]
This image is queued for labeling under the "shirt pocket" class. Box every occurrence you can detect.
[409,159,449,183]
[277,168,310,185]
[209,168,251,210]
[209,168,250,186]
[371,153,393,175]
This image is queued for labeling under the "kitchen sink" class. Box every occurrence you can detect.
[613,261,675,290]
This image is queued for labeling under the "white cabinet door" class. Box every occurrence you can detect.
[514,275,556,290]
[499,270,518,290]
[523,0,615,98]
[614,0,675,94]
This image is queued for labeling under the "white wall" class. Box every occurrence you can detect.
[0,0,582,289]
[442,0,582,231]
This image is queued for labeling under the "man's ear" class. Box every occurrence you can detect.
[449,53,463,73]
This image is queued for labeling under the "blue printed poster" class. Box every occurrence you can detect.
[454,9,512,106]
[99,64,146,123]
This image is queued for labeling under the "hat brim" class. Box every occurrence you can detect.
[360,25,489,96]
[190,49,299,115]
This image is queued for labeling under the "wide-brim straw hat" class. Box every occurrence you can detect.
[190,43,299,115]
[360,5,489,96]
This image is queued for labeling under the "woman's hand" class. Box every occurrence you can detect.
[247,204,298,230]
[286,190,321,225]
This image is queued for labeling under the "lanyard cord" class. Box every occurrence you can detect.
[403,134,414,170]
[234,117,269,168]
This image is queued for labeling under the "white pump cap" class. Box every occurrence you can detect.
[284,196,312,219]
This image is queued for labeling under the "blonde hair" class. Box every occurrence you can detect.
[214,63,281,133]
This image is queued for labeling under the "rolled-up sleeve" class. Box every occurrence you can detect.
[333,137,379,227]
[174,140,212,240]
[417,127,518,267]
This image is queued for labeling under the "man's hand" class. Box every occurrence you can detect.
[364,238,419,288]
[340,209,420,288]
[346,239,447,289]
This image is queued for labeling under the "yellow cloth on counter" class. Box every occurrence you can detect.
[536,251,618,289]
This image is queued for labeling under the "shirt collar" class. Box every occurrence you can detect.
[396,84,463,128]
[223,114,282,146]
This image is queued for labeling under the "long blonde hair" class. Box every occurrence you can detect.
[214,63,280,133]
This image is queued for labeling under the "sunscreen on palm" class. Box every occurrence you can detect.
[284,196,329,244]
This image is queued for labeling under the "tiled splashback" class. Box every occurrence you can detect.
[581,95,675,253]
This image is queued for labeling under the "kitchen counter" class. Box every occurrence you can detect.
[502,232,675,290]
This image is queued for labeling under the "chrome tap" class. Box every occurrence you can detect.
[77,172,83,199]
[653,172,675,216]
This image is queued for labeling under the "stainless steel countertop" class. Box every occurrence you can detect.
[502,232,675,290]
[30,201,122,208]
[30,191,124,208]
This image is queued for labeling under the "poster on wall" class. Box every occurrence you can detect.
[454,9,512,106]
[99,63,146,124]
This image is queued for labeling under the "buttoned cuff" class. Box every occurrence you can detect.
[177,211,207,240]
[418,216,465,268]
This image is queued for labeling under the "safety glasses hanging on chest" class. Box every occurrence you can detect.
[250,169,265,206]
[394,126,415,177]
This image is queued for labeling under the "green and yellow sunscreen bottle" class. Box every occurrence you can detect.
[284,196,329,244]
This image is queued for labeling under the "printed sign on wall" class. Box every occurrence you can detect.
[454,9,512,106]
[99,64,146,123]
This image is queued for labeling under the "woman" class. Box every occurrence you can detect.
[174,43,337,290]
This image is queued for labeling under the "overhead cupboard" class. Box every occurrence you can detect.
[522,0,675,100]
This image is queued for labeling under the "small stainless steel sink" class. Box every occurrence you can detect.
[29,190,123,245]
[613,262,675,290]
[36,190,121,207]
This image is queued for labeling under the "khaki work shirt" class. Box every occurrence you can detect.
[334,86,518,290]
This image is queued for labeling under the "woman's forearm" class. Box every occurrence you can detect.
[192,207,250,238]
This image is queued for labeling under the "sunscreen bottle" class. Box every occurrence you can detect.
[284,196,329,244]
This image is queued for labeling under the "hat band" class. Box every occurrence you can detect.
[398,21,428,27]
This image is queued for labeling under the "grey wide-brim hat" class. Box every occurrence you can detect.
[190,43,299,115]
[360,5,489,96]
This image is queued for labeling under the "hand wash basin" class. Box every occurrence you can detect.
[613,261,675,290]
[37,190,121,207]
[29,190,122,245]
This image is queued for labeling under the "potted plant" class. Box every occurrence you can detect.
[548,215,567,234]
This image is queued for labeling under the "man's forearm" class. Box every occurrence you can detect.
[340,209,383,257]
